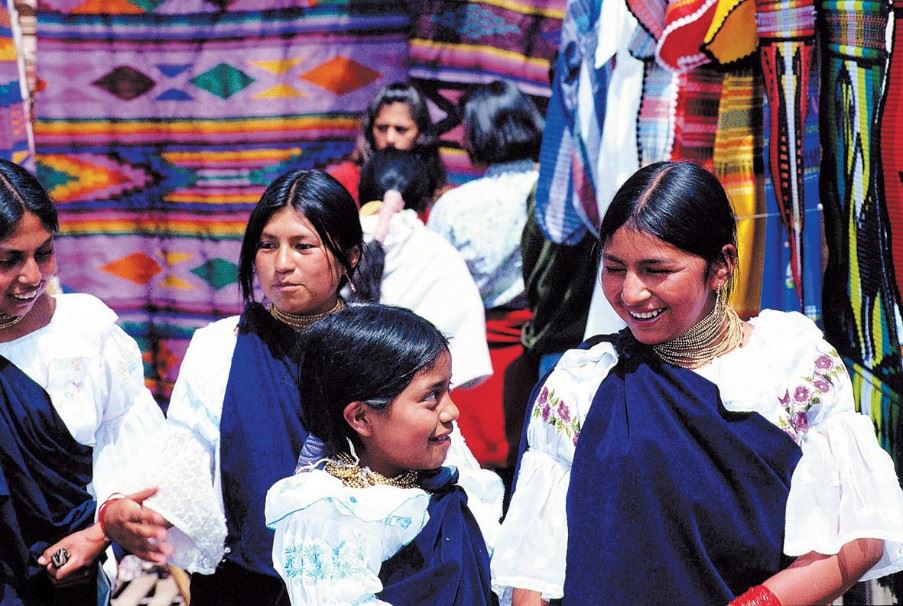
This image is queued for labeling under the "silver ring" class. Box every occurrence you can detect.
[50,546,70,568]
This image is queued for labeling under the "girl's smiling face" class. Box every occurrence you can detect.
[353,350,458,478]
[600,227,728,346]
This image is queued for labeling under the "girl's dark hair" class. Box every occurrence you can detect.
[0,159,59,239]
[238,169,363,305]
[460,79,544,166]
[298,304,450,456]
[356,82,446,193]
[599,161,738,290]
[358,149,433,213]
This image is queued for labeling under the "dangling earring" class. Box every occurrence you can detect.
[346,273,357,295]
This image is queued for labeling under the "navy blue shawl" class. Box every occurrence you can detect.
[0,355,94,603]
[219,303,308,577]
[564,335,801,605]
[378,468,495,606]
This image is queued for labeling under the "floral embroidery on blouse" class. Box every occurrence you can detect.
[533,385,582,446]
[777,348,846,443]
[283,539,368,581]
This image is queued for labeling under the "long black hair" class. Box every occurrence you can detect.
[0,159,59,239]
[298,304,450,457]
[599,161,738,291]
[238,169,363,305]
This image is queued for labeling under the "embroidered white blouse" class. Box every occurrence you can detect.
[0,293,165,508]
[126,313,503,574]
[427,160,537,310]
[491,310,903,603]
[360,208,492,388]
[266,469,431,605]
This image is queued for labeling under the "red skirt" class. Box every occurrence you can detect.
[451,308,536,468]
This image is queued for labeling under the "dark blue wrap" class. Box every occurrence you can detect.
[378,467,495,606]
[0,355,95,604]
[564,334,801,605]
[219,303,308,577]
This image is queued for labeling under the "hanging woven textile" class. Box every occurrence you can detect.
[712,68,765,319]
[821,0,902,459]
[0,1,32,168]
[755,0,817,308]
[33,2,410,402]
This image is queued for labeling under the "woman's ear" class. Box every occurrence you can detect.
[348,245,362,271]
[343,401,372,438]
[709,244,737,290]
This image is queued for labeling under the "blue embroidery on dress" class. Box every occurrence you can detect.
[384,515,412,529]
[283,540,367,581]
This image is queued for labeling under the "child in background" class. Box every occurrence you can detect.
[265,304,495,606]
[355,148,492,390]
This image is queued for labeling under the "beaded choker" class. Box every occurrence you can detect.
[268,298,345,332]
[0,313,25,331]
[324,452,419,490]
[651,293,743,369]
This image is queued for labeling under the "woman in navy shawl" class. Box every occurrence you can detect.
[101,170,364,605]
[492,162,903,605]
[0,159,166,604]
[266,304,494,605]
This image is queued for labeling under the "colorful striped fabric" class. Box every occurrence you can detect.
[636,59,678,166]
[756,0,817,307]
[532,0,603,244]
[712,68,764,319]
[758,56,822,320]
[879,0,903,338]
[670,65,723,171]
[406,0,563,186]
[34,2,410,401]
[0,1,32,168]
[821,0,902,465]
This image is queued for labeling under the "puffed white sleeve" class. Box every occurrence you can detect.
[118,318,236,573]
[266,470,430,606]
[86,321,166,506]
[783,338,903,580]
[491,343,617,604]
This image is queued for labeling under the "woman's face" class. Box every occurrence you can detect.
[371,102,420,151]
[360,350,458,477]
[254,206,344,315]
[0,212,56,318]
[600,227,722,346]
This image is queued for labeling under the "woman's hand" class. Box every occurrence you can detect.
[512,587,549,606]
[38,522,107,581]
[101,487,173,565]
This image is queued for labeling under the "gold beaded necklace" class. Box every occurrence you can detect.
[324,451,419,490]
[651,292,743,369]
[268,298,345,332]
[0,313,25,331]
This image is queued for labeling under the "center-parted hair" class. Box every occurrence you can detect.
[238,169,363,305]
[0,159,59,240]
[599,161,738,287]
[298,304,450,457]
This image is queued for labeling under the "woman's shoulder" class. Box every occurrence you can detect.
[188,314,241,346]
[747,309,826,359]
[53,292,118,330]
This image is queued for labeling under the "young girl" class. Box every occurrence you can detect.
[265,304,495,605]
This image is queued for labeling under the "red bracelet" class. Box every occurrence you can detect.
[729,585,783,606]
[97,493,125,539]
